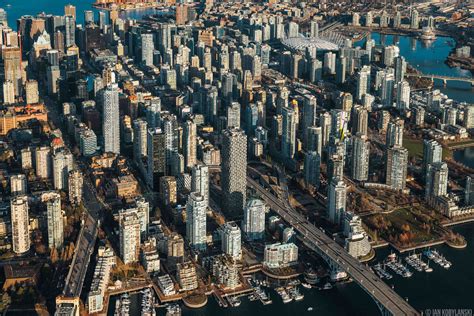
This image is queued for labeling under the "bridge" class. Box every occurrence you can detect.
[246,176,419,316]
[405,72,474,85]
[62,178,102,298]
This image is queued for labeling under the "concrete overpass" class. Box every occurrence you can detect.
[246,177,419,316]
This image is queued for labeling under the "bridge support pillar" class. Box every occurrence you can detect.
[443,79,447,86]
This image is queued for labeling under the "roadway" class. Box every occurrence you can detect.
[62,174,102,298]
[247,177,419,316]
[43,95,103,298]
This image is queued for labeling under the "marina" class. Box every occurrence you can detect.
[114,293,131,316]
[423,249,452,269]
[372,248,454,280]
[140,288,155,316]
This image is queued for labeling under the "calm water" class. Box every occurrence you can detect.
[358,33,474,104]
[454,147,474,169]
[1,0,160,26]
[3,1,473,313]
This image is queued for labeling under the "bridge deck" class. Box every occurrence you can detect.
[247,177,419,316]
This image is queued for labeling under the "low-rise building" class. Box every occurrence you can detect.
[176,262,198,291]
[157,274,176,296]
[141,237,160,274]
[212,255,241,290]
[263,242,298,269]
[87,247,115,313]
[343,212,372,260]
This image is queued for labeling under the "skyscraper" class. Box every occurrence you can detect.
[64,15,75,48]
[183,120,197,169]
[302,94,317,146]
[10,174,27,196]
[423,139,443,179]
[64,4,76,19]
[242,198,266,241]
[336,56,347,84]
[396,81,410,112]
[386,118,404,148]
[3,81,15,104]
[119,212,141,264]
[221,222,242,260]
[351,134,370,181]
[356,65,371,101]
[147,127,166,190]
[282,106,297,160]
[43,191,63,250]
[380,72,395,108]
[463,105,474,129]
[327,153,344,182]
[328,177,347,225]
[410,9,419,29]
[352,105,368,136]
[307,126,322,155]
[53,149,74,190]
[221,128,247,216]
[425,162,448,200]
[36,146,52,179]
[3,47,22,97]
[186,192,207,251]
[386,145,408,190]
[11,195,30,254]
[102,84,120,154]
[25,80,39,104]
[304,151,320,188]
[141,33,154,66]
[394,56,407,83]
[191,164,209,208]
[84,10,94,24]
[227,102,241,129]
[68,170,83,205]
[133,118,148,164]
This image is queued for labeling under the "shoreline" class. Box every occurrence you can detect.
[92,3,165,12]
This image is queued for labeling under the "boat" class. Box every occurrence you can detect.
[304,268,319,285]
[166,304,181,316]
[276,287,293,303]
[229,296,241,307]
[423,249,452,269]
[301,282,312,289]
[114,299,121,316]
[322,282,333,290]
[330,270,348,282]
[289,286,304,301]
[387,252,397,261]
[119,293,131,316]
[141,288,155,316]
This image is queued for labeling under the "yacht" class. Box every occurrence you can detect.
[304,268,319,285]
[289,286,304,301]
[276,287,293,304]
[322,282,333,290]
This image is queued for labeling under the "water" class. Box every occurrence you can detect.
[3,0,473,312]
[454,147,474,169]
[357,33,474,104]
[1,0,160,27]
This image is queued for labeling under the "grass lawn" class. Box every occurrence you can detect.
[403,138,451,159]
[384,208,439,244]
